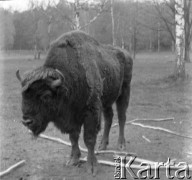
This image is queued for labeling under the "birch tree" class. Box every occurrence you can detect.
[70,0,109,31]
[78,0,109,32]
[174,0,185,78]
[111,0,116,46]
[154,0,192,62]
[132,0,139,59]
[74,0,80,30]
[183,0,192,62]
[157,21,161,52]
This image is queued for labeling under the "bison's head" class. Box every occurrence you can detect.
[16,67,64,137]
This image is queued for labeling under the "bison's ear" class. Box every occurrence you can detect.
[40,90,52,103]
[50,79,62,90]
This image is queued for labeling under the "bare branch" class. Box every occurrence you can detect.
[137,20,168,32]
[52,0,75,28]
[80,0,109,30]
[164,0,175,15]
[153,0,175,42]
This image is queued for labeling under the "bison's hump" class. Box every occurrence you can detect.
[50,31,100,49]
[45,31,132,107]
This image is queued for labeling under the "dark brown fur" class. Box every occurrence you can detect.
[17,31,133,175]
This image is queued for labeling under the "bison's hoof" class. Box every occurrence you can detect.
[66,157,80,166]
[86,161,98,176]
[117,138,126,151]
[98,139,108,150]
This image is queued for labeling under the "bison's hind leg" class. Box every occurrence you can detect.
[116,83,130,151]
[98,106,113,150]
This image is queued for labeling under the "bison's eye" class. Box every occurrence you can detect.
[40,90,52,103]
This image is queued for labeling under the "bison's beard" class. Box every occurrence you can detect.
[27,119,49,137]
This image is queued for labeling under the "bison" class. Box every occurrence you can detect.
[16,31,133,175]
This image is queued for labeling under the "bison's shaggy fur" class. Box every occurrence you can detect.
[17,31,132,175]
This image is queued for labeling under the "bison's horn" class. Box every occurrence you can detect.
[16,70,22,83]
[51,79,62,88]
[55,69,64,79]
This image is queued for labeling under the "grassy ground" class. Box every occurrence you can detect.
[0,51,192,180]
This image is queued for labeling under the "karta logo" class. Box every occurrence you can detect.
[114,155,191,179]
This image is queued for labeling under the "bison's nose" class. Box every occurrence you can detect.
[22,116,33,126]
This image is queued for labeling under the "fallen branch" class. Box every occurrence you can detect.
[131,122,192,140]
[37,133,157,165]
[112,117,174,128]
[95,149,136,156]
[185,152,192,156]
[0,160,26,178]
[37,133,135,156]
[134,117,174,122]
[142,135,151,143]
[112,117,192,140]
[30,132,192,171]
[80,157,192,170]
[116,155,156,165]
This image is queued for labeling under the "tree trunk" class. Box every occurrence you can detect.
[184,41,190,62]
[184,0,191,63]
[129,40,132,52]
[157,22,160,52]
[85,11,90,34]
[34,46,41,60]
[132,27,137,59]
[172,40,175,52]
[37,50,41,60]
[34,44,37,60]
[74,0,80,30]
[121,37,125,49]
[174,0,185,78]
[149,32,152,52]
[172,22,176,52]
[132,0,138,59]
[47,17,52,49]
[111,0,116,46]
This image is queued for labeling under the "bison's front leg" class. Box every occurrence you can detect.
[67,129,81,166]
[83,106,101,176]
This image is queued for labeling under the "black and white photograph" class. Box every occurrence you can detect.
[0,0,192,179]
